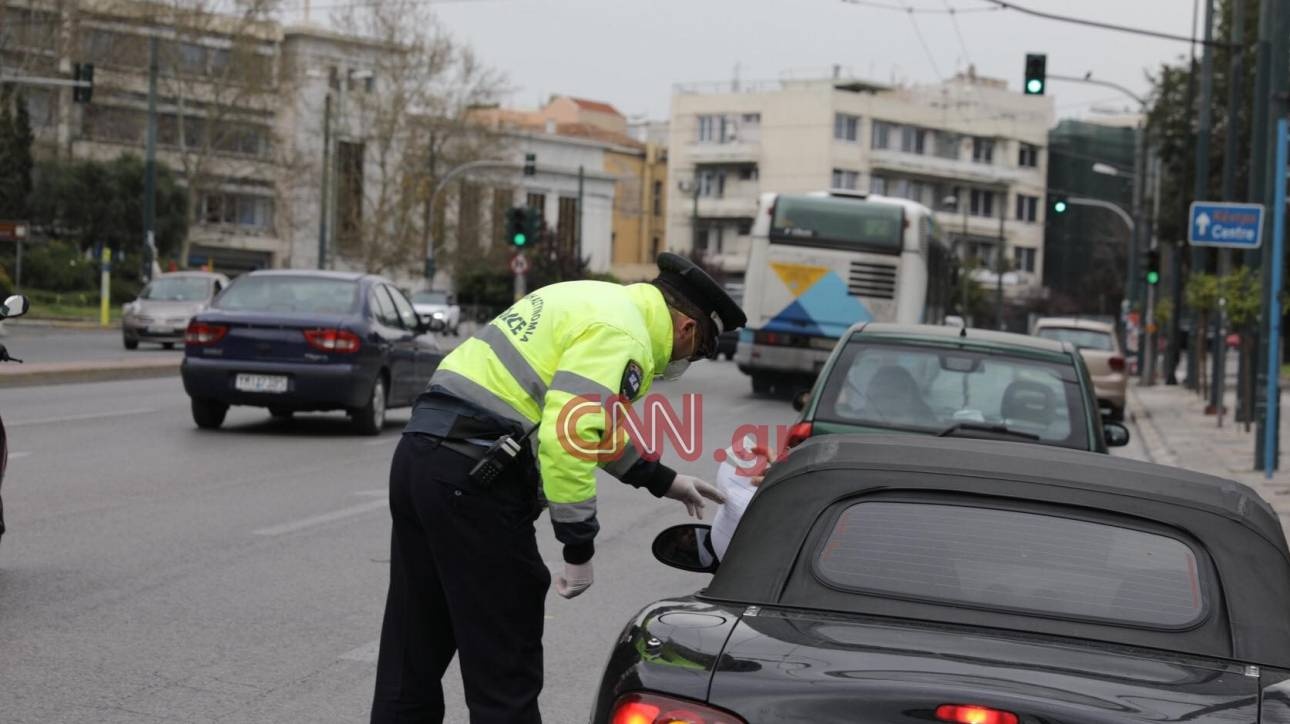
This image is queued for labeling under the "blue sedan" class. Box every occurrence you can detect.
[181,271,443,434]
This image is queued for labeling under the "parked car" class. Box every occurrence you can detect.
[411,289,461,335]
[592,435,1290,723]
[717,329,738,361]
[122,271,230,350]
[1032,317,1127,420]
[180,271,442,434]
[788,322,1125,454]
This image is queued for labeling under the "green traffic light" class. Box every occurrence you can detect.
[1053,200,1068,213]
[1026,79,1043,94]
[1147,270,1160,285]
[513,233,527,246]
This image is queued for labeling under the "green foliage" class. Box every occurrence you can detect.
[28,154,188,267]
[951,257,992,323]
[21,239,96,292]
[1155,297,1173,327]
[1219,265,1262,329]
[0,88,35,218]
[1184,272,1220,313]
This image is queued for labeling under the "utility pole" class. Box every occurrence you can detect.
[1214,0,1246,417]
[1256,0,1290,471]
[1131,124,1148,374]
[143,35,158,281]
[317,92,332,270]
[996,197,1005,331]
[1169,0,1204,387]
[1188,0,1216,392]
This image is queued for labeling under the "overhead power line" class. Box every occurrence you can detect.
[899,1,945,79]
[840,0,1001,14]
[942,0,975,68]
[981,0,1232,48]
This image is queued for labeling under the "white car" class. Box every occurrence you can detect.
[411,290,461,335]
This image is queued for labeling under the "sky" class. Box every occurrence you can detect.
[286,0,1205,123]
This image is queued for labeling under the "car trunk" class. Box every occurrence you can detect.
[706,608,1260,723]
[198,311,354,363]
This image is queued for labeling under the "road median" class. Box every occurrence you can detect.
[0,356,181,387]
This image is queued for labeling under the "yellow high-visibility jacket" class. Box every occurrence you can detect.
[425,280,677,563]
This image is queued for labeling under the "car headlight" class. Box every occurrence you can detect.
[432,311,446,319]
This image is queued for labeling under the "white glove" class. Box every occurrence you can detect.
[554,561,593,599]
[665,474,727,520]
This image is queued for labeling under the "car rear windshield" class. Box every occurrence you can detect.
[815,501,1208,629]
[816,341,1090,449]
[1035,327,1115,352]
[214,276,359,315]
[770,196,904,253]
[141,277,211,302]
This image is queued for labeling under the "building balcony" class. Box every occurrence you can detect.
[686,140,761,164]
[867,148,1039,187]
[696,195,759,219]
[935,210,1009,240]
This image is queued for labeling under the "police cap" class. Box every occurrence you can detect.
[652,252,747,358]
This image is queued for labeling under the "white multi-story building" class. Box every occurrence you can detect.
[667,70,1054,295]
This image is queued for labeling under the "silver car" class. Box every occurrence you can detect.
[122,271,230,350]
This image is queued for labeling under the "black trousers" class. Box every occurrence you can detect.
[371,433,550,724]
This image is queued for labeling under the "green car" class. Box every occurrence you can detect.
[784,323,1131,453]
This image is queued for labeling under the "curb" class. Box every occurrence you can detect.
[0,359,180,388]
[1126,386,1179,468]
[2,318,115,332]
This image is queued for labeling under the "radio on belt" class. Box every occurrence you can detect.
[467,434,525,486]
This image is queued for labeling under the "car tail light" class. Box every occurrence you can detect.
[185,321,227,346]
[1108,356,1126,372]
[784,421,813,450]
[610,692,746,724]
[304,328,362,354]
[936,704,1019,724]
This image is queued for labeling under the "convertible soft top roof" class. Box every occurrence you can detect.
[706,435,1290,668]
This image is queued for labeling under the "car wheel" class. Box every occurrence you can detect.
[269,408,293,420]
[351,376,387,436]
[162,342,175,350]
[723,350,735,361]
[123,336,139,350]
[452,324,460,336]
[751,374,773,395]
[191,397,228,430]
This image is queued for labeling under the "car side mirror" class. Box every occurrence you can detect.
[652,524,719,573]
[1103,421,1131,448]
[792,391,810,412]
[3,294,29,319]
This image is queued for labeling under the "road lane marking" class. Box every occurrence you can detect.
[339,640,381,663]
[8,407,158,427]
[7,451,30,460]
[253,499,388,536]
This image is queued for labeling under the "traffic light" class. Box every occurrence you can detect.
[1050,194,1068,215]
[1024,53,1046,95]
[523,205,542,244]
[73,62,94,103]
[523,153,536,177]
[1145,249,1160,286]
[506,207,529,247]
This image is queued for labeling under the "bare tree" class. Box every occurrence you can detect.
[332,0,507,278]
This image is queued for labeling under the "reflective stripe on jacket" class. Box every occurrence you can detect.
[428,280,677,563]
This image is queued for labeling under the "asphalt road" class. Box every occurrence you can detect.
[0,357,795,723]
[0,322,183,363]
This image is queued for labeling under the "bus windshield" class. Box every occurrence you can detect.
[770,196,904,253]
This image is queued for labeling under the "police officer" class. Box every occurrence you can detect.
[370,253,746,723]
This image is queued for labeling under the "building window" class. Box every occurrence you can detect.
[870,175,888,195]
[933,131,961,160]
[1015,246,1037,273]
[901,126,927,154]
[335,141,365,252]
[831,169,860,190]
[1018,143,1039,168]
[698,169,726,198]
[738,165,758,181]
[557,196,578,251]
[741,113,761,125]
[871,120,896,150]
[972,137,995,164]
[652,180,663,216]
[1015,194,1039,222]
[970,188,996,217]
[697,115,718,143]
[199,192,274,230]
[651,236,661,259]
[698,114,743,143]
[492,188,513,245]
[834,113,860,142]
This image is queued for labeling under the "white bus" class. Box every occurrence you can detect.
[734,191,953,395]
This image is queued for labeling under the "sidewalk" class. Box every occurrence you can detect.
[0,356,180,387]
[1128,380,1290,533]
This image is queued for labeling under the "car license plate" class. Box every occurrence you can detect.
[234,374,289,394]
[147,325,172,334]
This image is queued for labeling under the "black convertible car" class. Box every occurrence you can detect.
[592,436,1290,723]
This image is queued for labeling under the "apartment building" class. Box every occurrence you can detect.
[667,70,1054,296]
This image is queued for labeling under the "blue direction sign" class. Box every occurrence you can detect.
[1188,201,1265,248]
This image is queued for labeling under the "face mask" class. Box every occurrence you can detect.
[660,359,690,381]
